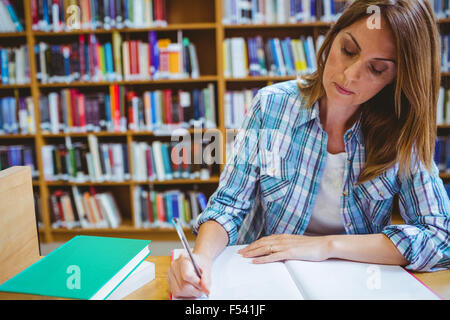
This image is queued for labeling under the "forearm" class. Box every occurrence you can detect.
[193,220,229,261]
[327,233,409,266]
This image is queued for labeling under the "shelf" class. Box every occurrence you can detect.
[0,32,26,38]
[45,176,220,186]
[32,23,217,36]
[0,83,31,89]
[223,21,332,29]
[0,134,35,139]
[225,76,297,82]
[37,76,218,88]
[41,128,213,138]
[439,173,450,179]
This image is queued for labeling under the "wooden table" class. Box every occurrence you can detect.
[1,256,449,300]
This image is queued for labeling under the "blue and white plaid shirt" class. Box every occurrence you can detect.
[193,80,450,272]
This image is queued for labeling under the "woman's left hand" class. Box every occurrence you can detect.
[238,234,333,264]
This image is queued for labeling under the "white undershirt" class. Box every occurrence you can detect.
[304,151,347,236]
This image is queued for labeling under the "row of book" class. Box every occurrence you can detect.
[224,88,258,129]
[131,140,214,183]
[0,45,30,85]
[39,85,216,134]
[49,186,122,229]
[133,187,207,228]
[0,145,39,178]
[0,96,35,135]
[32,0,167,32]
[41,137,130,182]
[222,0,350,25]
[223,35,322,78]
[0,0,23,32]
[35,31,200,83]
[40,135,216,183]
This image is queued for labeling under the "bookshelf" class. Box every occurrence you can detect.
[0,0,449,243]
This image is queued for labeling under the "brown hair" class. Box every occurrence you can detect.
[298,0,441,184]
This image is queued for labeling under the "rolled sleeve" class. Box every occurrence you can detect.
[382,160,450,272]
[192,92,262,245]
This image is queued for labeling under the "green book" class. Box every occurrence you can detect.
[0,235,151,300]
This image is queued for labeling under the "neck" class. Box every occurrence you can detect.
[319,96,361,135]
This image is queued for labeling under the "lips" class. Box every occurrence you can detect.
[334,82,354,95]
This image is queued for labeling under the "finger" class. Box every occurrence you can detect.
[241,243,276,258]
[238,239,268,254]
[199,277,210,296]
[252,251,287,264]
[179,259,203,290]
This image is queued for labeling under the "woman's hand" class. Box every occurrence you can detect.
[167,252,212,299]
[238,234,333,264]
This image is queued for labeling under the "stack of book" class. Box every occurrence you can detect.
[0,145,39,178]
[222,0,351,25]
[41,136,130,182]
[49,186,122,229]
[223,35,323,78]
[225,88,258,129]
[0,96,36,135]
[131,140,213,182]
[32,0,167,32]
[39,84,216,134]
[0,0,24,32]
[34,31,200,83]
[133,186,207,228]
[0,45,30,85]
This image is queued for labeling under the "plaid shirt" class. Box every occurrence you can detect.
[193,80,450,272]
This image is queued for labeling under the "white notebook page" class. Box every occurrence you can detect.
[284,259,439,300]
[173,245,304,300]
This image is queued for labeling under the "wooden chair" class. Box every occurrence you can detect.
[0,166,40,285]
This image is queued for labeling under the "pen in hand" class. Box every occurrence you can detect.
[172,218,210,297]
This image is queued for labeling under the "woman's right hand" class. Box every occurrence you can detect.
[167,252,212,299]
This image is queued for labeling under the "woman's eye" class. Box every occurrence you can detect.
[341,47,356,56]
[371,66,383,75]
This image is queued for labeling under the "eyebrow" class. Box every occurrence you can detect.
[345,32,396,64]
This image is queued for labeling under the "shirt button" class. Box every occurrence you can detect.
[343,191,348,196]
[378,191,384,197]
[346,222,351,227]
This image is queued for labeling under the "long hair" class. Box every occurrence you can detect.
[298,0,441,184]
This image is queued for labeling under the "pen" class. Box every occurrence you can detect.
[172,218,208,295]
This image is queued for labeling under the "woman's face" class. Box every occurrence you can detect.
[322,17,397,109]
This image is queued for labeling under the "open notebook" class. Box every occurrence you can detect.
[172,245,440,300]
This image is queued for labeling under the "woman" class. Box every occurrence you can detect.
[168,0,450,298]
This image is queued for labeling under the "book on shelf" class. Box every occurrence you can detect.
[441,34,450,72]
[133,186,207,229]
[32,0,167,32]
[172,245,439,300]
[0,45,30,85]
[131,139,214,182]
[432,0,450,19]
[221,0,352,25]
[49,186,123,229]
[34,32,200,83]
[0,145,39,178]
[225,88,258,129]
[436,86,450,125]
[39,85,216,134]
[0,0,24,33]
[223,35,323,78]
[33,188,43,229]
[0,235,152,300]
[41,135,130,183]
[0,96,35,135]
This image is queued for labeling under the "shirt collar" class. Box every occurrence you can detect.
[295,99,364,145]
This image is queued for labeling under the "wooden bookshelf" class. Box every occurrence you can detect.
[1,0,450,244]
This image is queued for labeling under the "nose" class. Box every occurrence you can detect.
[344,59,363,82]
